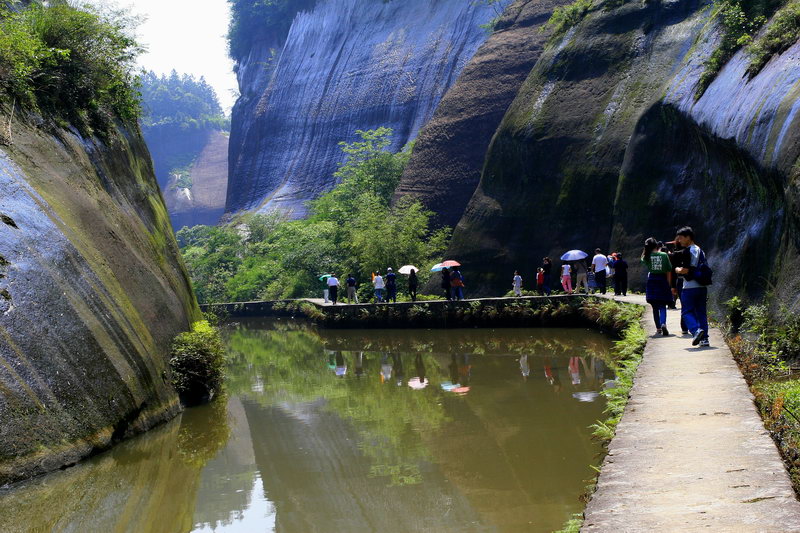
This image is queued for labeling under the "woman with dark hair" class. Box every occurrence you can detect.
[641,237,673,335]
[408,269,418,302]
[440,267,451,300]
[541,257,552,296]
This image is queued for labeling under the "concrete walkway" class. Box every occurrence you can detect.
[583,295,800,532]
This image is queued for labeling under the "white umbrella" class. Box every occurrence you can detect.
[560,250,588,261]
[398,265,418,275]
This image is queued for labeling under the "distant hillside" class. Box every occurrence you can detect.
[140,71,229,229]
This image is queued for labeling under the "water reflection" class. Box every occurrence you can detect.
[0,322,615,533]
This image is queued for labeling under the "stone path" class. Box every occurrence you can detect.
[583,295,800,532]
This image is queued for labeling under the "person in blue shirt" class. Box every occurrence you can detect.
[385,267,397,303]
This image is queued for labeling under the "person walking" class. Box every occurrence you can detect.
[450,267,465,300]
[560,262,573,294]
[536,268,545,295]
[385,267,397,303]
[440,267,451,300]
[641,238,673,335]
[613,253,628,296]
[667,243,689,334]
[591,249,608,294]
[346,273,359,304]
[373,271,385,302]
[327,274,340,305]
[674,226,711,347]
[512,270,523,297]
[408,269,418,302]
[575,259,589,294]
[541,257,552,296]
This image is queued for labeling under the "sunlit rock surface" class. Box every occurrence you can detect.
[0,114,199,484]
[227,0,501,217]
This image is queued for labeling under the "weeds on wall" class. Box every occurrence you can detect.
[169,320,226,406]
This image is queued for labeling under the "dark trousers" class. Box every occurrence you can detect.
[409,286,417,301]
[443,287,451,300]
[614,274,627,296]
[595,270,607,294]
[387,285,397,303]
[329,285,338,304]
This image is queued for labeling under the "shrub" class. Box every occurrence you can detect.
[169,320,226,405]
[0,1,143,132]
[542,0,594,40]
[747,0,800,76]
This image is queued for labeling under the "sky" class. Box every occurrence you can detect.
[99,0,239,113]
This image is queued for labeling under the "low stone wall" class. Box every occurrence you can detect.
[204,295,608,329]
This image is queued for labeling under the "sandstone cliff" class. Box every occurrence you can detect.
[0,106,200,484]
[443,0,800,301]
[227,0,503,217]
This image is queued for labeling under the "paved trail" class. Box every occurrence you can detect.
[583,295,800,532]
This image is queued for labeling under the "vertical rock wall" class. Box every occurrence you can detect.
[227,0,502,217]
[0,111,200,484]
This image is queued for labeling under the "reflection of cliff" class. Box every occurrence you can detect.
[242,399,484,533]
[164,130,229,230]
[227,0,501,217]
[0,420,200,533]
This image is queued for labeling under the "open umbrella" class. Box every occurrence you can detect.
[441,260,461,267]
[560,250,588,261]
[398,265,419,275]
[430,263,445,272]
[319,274,333,280]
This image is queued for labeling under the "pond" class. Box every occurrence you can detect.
[0,320,615,533]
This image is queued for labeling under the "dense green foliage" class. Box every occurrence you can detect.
[227,0,317,60]
[169,320,226,405]
[0,1,142,132]
[139,71,228,131]
[543,0,593,39]
[696,0,785,97]
[747,0,800,75]
[179,128,450,303]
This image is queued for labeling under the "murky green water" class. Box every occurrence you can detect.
[0,321,614,533]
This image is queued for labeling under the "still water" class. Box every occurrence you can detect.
[0,321,614,533]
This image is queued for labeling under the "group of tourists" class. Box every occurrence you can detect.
[324,268,420,305]
[439,266,466,301]
[640,226,711,347]
[511,226,711,348]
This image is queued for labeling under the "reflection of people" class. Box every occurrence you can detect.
[380,353,392,384]
[519,354,530,380]
[449,354,460,385]
[335,352,347,378]
[392,353,405,386]
[414,354,426,383]
[544,357,561,393]
[458,354,471,385]
[355,351,364,378]
[569,357,581,386]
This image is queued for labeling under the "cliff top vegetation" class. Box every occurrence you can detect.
[140,70,229,131]
[227,0,318,61]
[0,0,142,135]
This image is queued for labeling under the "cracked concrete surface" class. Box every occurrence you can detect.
[583,295,800,532]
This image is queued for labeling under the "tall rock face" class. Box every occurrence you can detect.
[0,109,200,484]
[444,0,800,302]
[395,0,573,228]
[163,131,229,230]
[227,0,502,217]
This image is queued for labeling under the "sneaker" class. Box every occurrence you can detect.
[661,324,669,336]
[698,339,710,347]
[692,329,706,346]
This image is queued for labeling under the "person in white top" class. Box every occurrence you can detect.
[512,271,523,297]
[326,274,340,304]
[560,263,573,294]
[373,272,385,302]
[591,249,609,294]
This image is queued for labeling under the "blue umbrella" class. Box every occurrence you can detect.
[560,250,588,261]
[430,263,445,272]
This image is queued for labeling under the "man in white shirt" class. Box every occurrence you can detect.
[327,274,340,304]
[373,272,385,302]
[592,249,608,294]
